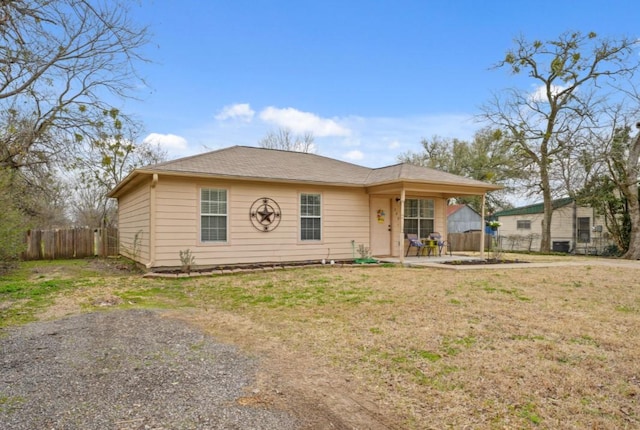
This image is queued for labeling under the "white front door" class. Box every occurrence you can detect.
[370,197,391,256]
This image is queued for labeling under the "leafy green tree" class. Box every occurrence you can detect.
[398,128,521,213]
[579,175,630,254]
[0,169,29,267]
[595,124,640,259]
[620,128,640,259]
[481,31,640,252]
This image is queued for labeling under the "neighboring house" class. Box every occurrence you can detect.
[107,146,501,269]
[493,197,611,254]
[447,204,482,233]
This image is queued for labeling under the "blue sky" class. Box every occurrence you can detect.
[125,0,640,168]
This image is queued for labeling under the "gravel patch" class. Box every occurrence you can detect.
[0,309,299,429]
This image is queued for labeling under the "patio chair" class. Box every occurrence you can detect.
[428,232,451,256]
[405,233,425,257]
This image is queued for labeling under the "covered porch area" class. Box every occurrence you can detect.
[365,174,501,264]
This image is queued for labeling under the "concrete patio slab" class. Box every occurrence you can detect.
[378,254,640,270]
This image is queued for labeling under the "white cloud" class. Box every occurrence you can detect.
[215,103,255,122]
[143,133,188,151]
[343,150,364,161]
[180,108,478,168]
[259,106,351,137]
[529,84,566,103]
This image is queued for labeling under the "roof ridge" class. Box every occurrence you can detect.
[238,145,373,167]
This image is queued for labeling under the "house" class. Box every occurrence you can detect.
[107,146,501,269]
[493,197,611,253]
[447,204,482,233]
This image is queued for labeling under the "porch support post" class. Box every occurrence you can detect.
[399,187,406,265]
[480,193,486,259]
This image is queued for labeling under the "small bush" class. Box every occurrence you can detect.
[601,244,622,257]
[356,244,371,259]
[179,249,196,273]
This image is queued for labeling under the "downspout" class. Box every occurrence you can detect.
[399,187,406,265]
[480,193,486,259]
[147,173,158,269]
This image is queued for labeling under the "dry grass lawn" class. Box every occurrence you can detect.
[11,256,640,429]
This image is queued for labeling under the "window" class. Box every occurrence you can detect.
[300,193,321,240]
[577,217,590,243]
[516,220,531,230]
[403,198,434,238]
[201,188,227,242]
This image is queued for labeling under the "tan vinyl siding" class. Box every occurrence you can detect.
[153,177,198,261]
[117,178,151,264]
[497,204,611,253]
[150,177,371,268]
[499,211,544,251]
[551,205,575,242]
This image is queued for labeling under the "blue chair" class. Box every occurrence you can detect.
[405,233,425,257]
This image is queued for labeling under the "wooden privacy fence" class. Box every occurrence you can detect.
[22,227,119,260]
[448,231,493,252]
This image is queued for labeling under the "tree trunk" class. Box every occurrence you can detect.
[622,131,640,259]
[624,196,640,259]
[539,164,553,253]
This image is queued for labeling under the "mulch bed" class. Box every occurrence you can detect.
[442,258,529,265]
[145,259,381,278]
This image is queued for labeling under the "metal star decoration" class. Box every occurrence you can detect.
[249,197,281,232]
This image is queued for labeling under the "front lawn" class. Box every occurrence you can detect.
[2,258,639,428]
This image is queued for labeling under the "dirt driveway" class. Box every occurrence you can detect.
[0,308,391,430]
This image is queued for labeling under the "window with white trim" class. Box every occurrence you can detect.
[201,188,227,242]
[403,198,434,238]
[300,193,321,241]
[516,220,531,230]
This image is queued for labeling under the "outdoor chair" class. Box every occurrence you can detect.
[405,233,425,257]
[428,232,452,256]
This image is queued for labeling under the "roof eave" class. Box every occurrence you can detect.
[108,166,503,199]
[107,169,146,198]
[366,177,503,191]
[109,169,368,195]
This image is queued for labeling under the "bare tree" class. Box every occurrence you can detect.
[481,31,640,252]
[0,0,149,228]
[258,128,316,153]
[0,0,149,171]
[70,109,167,227]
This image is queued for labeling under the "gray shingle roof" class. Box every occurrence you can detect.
[110,146,502,196]
[367,162,495,187]
[146,145,372,185]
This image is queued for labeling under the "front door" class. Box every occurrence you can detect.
[370,197,391,256]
